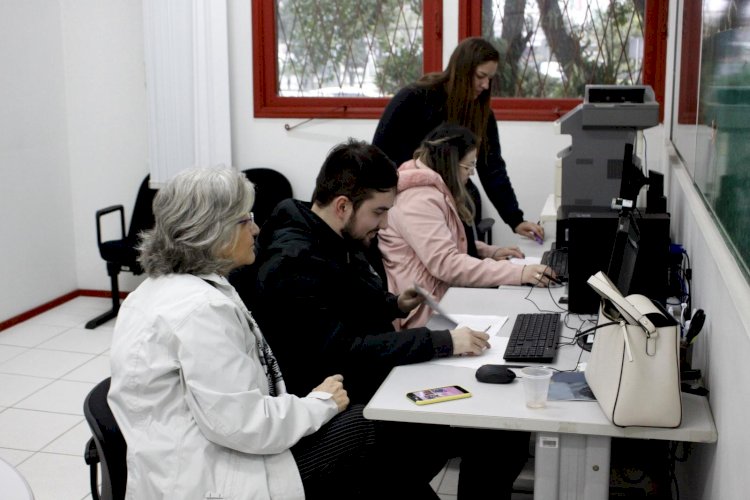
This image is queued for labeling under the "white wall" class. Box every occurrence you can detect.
[61,0,149,293]
[0,0,76,320]
[665,148,750,500]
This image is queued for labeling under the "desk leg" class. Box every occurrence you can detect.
[533,433,611,500]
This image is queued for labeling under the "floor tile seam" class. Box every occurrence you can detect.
[31,416,86,454]
[1,406,86,419]
[0,446,37,466]
[57,353,107,380]
[0,347,32,365]
[26,344,110,356]
[2,377,60,408]
[0,372,58,382]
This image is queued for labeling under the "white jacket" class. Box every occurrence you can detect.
[108,273,338,499]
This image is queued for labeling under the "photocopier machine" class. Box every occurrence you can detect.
[553,84,671,314]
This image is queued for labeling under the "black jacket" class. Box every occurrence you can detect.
[373,84,525,230]
[248,199,453,404]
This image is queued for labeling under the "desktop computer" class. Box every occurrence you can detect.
[556,207,671,314]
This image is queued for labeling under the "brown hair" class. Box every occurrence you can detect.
[415,124,478,224]
[418,37,499,162]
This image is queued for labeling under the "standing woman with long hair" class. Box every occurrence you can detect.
[373,37,544,243]
[379,124,555,330]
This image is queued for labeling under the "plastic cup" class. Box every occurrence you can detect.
[521,367,554,408]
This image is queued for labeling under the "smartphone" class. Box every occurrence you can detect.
[406,385,472,405]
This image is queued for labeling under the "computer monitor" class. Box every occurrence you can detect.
[618,143,648,206]
[607,212,640,295]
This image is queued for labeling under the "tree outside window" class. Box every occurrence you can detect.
[253,0,666,121]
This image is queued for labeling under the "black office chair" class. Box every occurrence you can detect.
[83,377,127,500]
[240,168,294,229]
[466,179,495,244]
[86,175,158,329]
[229,168,294,305]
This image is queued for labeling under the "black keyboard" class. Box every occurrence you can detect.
[503,313,561,363]
[541,249,568,281]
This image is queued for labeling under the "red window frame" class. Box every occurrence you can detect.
[458,0,669,122]
[252,0,443,119]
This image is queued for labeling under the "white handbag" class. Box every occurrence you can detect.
[584,271,682,428]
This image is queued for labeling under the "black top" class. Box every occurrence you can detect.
[373,84,525,230]
[246,199,453,404]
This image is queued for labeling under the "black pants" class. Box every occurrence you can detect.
[374,422,530,500]
[292,405,529,500]
[291,404,381,499]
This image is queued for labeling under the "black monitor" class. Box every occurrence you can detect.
[618,143,648,206]
[600,212,641,320]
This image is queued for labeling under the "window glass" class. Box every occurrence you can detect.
[671,0,750,277]
[479,0,646,99]
[275,0,423,98]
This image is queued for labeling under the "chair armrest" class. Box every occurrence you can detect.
[476,217,495,244]
[95,205,126,247]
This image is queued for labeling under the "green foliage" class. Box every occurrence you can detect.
[276,0,422,96]
[484,0,644,99]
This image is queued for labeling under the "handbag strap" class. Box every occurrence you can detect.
[587,272,657,335]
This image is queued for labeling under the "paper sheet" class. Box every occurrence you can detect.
[510,256,542,265]
[426,314,510,369]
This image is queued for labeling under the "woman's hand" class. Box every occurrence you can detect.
[397,287,425,313]
[521,264,557,287]
[491,246,525,260]
[514,221,544,242]
[449,326,491,356]
[313,374,349,412]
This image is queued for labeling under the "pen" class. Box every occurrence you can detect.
[533,220,543,245]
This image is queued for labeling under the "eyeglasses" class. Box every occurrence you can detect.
[237,212,255,226]
[459,159,477,173]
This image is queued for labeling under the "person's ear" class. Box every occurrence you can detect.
[332,195,352,220]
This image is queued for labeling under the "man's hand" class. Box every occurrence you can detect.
[313,374,349,412]
[449,326,491,356]
[397,287,424,313]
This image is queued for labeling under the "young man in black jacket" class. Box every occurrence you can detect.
[245,139,529,499]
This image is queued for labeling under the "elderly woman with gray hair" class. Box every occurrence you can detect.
[107,166,375,500]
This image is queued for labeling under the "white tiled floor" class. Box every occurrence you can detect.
[0,297,113,500]
[0,297,534,500]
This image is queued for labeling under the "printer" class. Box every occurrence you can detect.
[554,85,670,314]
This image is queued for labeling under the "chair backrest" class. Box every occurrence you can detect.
[466,178,494,244]
[126,174,158,245]
[230,169,293,307]
[241,168,293,228]
[83,378,127,500]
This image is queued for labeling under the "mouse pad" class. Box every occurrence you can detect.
[548,371,596,401]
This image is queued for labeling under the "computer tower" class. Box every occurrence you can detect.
[556,207,671,314]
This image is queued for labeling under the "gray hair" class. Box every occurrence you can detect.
[138,166,255,276]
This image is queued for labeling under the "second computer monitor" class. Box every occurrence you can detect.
[607,212,640,296]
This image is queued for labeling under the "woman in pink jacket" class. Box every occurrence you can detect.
[378,124,555,329]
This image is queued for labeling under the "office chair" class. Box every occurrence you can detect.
[83,377,127,500]
[240,168,293,228]
[86,175,157,329]
[466,179,495,244]
[229,168,294,305]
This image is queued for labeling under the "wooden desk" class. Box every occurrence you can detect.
[364,287,717,500]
